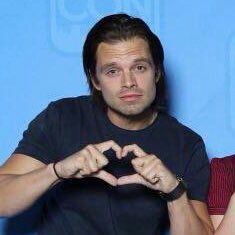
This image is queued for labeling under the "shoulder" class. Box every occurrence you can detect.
[45,95,94,116]
[208,154,235,214]
[50,95,92,110]
[160,112,203,144]
[210,154,235,171]
[209,155,235,191]
[32,95,95,127]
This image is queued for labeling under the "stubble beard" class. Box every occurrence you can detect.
[105,94,156,119]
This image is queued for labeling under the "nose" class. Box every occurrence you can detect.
[121,71,137,88]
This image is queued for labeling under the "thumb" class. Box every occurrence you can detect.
[117,174,145,185]
[92,170,118,186]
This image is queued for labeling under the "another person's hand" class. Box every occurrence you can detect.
[117,144,179,193]
[54,140,122,186]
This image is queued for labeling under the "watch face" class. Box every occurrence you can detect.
[176,176,187,189]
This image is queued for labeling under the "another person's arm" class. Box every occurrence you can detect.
[207,156,235,234]
[211,193,235,234]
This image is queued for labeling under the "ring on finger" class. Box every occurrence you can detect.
[151,174,160,183]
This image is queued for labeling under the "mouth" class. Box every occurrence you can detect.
[119,93,143,102]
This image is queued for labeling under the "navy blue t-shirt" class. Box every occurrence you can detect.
[14,96,209,235]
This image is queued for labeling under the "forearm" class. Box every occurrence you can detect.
[168,193,213,235]
[0,163,58,217]
[214,194,235,235]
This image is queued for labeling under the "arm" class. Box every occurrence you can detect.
[211,215,223,230]
[0,141,121,217]
[0,153,58,217]
[168,194,213,235]
[211,193,235,235]
[207,157,235,234]
[117,144,214,235]
[167,138,214,235]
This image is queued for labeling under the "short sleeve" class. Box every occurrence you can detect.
[13,102,59,164]
[183,139,210,202]
[207,157,234,215]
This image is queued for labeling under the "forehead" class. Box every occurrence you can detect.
[96,37,152,66]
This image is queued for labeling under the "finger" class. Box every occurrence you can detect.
[122,144,147,158]
[140,157,157,176]
[95,140,122,158]
[146,170,160,184]
[118,174,160,191]
[86,145,108,168]
[86,146,103,171]
[86,154,99,173]
[75,149,92,174]
[92,170,118,186]
[131,155,153,172]
[71,154,85,178]
[117,174,146,186]
[94,152,109,168]
[131,157,145,172]
[79,156,92,176]
[73,172,83,178]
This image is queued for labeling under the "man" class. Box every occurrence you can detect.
[0,14,213,234]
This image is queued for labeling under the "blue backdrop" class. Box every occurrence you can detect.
[0,0,235,234]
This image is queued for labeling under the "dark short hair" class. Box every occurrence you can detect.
[83,13,167,111]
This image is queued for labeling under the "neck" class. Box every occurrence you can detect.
[107,107,157,131]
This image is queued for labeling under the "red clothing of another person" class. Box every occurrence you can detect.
[208,154,235,215]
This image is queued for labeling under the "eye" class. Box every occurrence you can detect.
[106,68,119,76]
[135,65,147,72]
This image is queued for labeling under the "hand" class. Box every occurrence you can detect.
[118,144,179,193]
[54,140,122,186]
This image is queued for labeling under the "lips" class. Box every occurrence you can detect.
[119,93,142,102]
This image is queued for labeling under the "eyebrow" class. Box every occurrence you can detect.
[99,57,153,73]
[133,57,153,66]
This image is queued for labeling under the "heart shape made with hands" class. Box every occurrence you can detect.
[93,142,161,189]
[102,149,137,178]
[83,141,178,193]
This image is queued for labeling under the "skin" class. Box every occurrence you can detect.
[0,36,214,235]
[211,192,235,234]
[116,143,214,235]
[93,37,213,235]
[94,37,159,130]
[0,140,122,216]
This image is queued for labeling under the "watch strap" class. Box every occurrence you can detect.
[159,177,187,202]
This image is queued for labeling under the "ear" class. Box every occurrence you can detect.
[91,76,101,91]
[155,70,161,84]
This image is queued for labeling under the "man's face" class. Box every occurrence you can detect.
[94,37,157,118]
